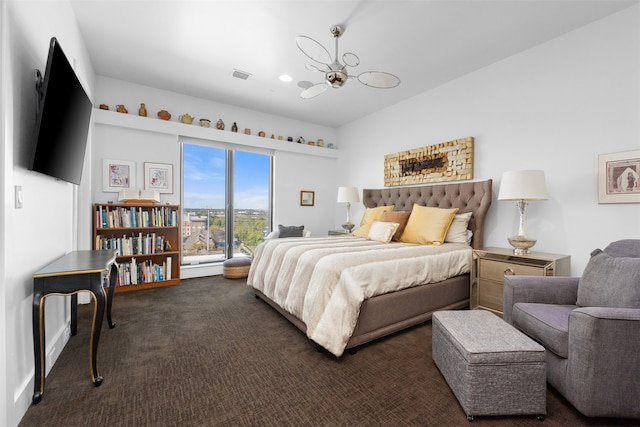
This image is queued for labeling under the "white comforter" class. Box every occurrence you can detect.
[247,236,472,356]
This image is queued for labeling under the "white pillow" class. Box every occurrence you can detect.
[367,221,400,243]
[444,212,473,244]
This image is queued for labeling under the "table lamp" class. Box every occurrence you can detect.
[498,170,548,255]
[337,186,359,232]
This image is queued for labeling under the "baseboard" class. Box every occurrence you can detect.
[13,322,70,422]
[180,263,223,278]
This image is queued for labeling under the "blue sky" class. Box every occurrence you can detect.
[182,143,269,210]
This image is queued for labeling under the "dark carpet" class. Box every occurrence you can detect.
[19,276,635,426]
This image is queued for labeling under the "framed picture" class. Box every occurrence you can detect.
[300,190,314,206]
[103,159,135,192]
[384,137,473,186]
[598,150,640,203]
[144,162,173,194]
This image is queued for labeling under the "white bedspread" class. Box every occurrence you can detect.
[247,236,472,356]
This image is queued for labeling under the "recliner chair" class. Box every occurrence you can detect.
[503,239,640,419]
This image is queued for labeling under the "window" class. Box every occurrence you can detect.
[182,142,271,265]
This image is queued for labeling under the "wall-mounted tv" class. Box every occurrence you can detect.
[29,37,92,185]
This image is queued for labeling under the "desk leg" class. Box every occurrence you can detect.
[70,294,78,336]
[106,263,117,329]
[31,290,45,404]
[89,276,106,387]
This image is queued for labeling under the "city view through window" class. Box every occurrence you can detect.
[182,143,271,265]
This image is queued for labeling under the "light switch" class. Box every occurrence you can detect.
[15,185,22,208]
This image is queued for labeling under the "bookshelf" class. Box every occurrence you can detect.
[93,203,180,292]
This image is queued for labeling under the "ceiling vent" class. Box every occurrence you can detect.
[232,69,251,80]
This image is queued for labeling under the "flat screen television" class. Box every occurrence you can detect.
[30,37,92,185]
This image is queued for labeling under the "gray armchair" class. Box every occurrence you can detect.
[503,239,640,419]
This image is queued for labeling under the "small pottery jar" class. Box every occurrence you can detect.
[231,122,238,132]
[258,131,266,137]
[138,103,147,117]
[244,128,251,135]
[200,118,211,127]
[216,119,225,130]
[157,110,171,120]
[317,138,325,147]
[287,137,293,142]
[116,104,128,113]
[179,114,194,124]
[99,104,109,110]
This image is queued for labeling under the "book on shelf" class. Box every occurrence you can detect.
[117,257,172,286]
[94,232,167,256]
[95,205,177,229]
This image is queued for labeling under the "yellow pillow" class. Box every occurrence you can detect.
[352,205,394,238]
[400,205,459,245]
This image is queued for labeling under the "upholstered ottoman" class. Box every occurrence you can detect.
[222,257,251,279]
[432,310,546,422]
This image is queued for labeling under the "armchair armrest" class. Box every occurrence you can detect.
[566,307,640,417]
[503,275,579,324]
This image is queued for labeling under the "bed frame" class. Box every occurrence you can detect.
[253,179,493,354]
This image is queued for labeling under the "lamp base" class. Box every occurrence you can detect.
[507,235,537,255]
[342,222,355,233]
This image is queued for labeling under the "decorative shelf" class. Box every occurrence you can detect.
[92,108,339,159]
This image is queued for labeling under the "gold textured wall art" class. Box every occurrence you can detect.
[384,137,474,187]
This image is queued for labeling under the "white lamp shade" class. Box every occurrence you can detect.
[337,186,360,203]
[498,170,548,201]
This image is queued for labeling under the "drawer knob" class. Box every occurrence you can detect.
[504,267,515,275]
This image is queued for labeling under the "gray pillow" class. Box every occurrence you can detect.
[577,249,640,308]
[278,224,304,238]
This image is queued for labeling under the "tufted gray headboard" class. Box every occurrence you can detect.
[362,179,493,249]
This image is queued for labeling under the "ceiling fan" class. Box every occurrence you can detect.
[295,25,400,99]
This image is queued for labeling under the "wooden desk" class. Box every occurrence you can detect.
[31,250,118,404]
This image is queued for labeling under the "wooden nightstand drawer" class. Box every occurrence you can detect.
[471,247,571,315]
[479,259,544,281]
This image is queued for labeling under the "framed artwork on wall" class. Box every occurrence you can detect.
[598,150,640,203]
[300,190,314,206]
[384,136,474,187]
[144,162,173,194]
[103,159,135,192]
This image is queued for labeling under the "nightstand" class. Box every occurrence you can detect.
[328,229,350,236]
[471,247,571,316]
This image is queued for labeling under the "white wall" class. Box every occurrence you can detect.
[337,5,640,275]
[91,77,340,277]
[272,150,337,234]
[1,1,95,426]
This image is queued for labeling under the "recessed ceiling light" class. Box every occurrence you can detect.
[279,74,293,83]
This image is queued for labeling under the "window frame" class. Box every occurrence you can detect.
[181,139,273,265]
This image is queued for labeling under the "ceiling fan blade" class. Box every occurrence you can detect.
[295,35,331,65]
[342,52,360,67]
[357,71,401,88]
[300,83,328,99]
[305,63,325,72]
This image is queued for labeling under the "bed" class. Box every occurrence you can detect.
[248,179,493,357]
